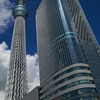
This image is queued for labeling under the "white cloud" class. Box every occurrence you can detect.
[0,0,14,33]
[0,42,10,68]
[27,54,40,91]
[0,42,10,92]
[0,42,10,100]
[0,91,5,100]
[0,42,40,99]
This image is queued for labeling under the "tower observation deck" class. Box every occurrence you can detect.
[5,0,28,100]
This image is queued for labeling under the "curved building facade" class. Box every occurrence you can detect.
[39,63,98,100]
[36,0,100,99]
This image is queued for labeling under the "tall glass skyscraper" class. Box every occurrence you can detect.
[5,0,28,100]
[36,0,100,100]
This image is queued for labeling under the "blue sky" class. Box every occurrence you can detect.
[0,0,99,55]
[0,0,100,54]
[0,0,100,99]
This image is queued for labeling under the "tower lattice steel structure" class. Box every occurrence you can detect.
[5,0,28,100]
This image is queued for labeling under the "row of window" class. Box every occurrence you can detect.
[69,96,99,100]
[40,66,89,91]
[62,88,98,100]
[42,85,95,100]
[40,73,91,96]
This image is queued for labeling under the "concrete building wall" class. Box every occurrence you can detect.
[22,87,39,100]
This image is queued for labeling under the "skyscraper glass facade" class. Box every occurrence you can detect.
[36,0,100,99]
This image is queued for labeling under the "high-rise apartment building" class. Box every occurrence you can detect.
[5,0,28,100]
[36,0,100,100]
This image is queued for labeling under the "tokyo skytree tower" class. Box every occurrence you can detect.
[5,0,28,100]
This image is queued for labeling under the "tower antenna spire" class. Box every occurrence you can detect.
[17,0,26,5]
